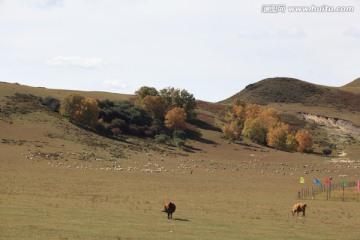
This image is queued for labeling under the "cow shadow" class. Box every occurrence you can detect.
[173,218,190,222]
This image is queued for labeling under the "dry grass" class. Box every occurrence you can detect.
[1,82,360,239]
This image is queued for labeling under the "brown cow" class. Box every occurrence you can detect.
[291,203,307,217]
[162,202,176,219]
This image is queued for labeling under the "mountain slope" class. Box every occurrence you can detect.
[340,77,360,94]
[222,77,360,112]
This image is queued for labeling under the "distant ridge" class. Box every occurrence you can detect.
[222,77,360,111]
[342,77,360,88]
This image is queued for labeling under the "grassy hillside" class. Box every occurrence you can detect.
[340,78,360,94]
[0,81,133,101]
[1,81,360,239]
[222,77,360,111]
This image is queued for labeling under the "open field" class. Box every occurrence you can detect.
[1,82,360,239]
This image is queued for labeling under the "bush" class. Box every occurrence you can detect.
[173,138,185,148]
[155,134,169,144]
[111,118,127,132]
[322,148,332,156]
[42,96,60,112]
[173,130,186,140]
[94,122,110,135]
[111,128,122,136]
[303,148,314,154]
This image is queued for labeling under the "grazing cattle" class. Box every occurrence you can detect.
[291,203,307,217]
[162,202,176,219]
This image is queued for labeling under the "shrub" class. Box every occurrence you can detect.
[173,130,186,140]
[42,96,60,112]
[111,128,122,136]
[111,118,127,131]
[322,148,332,156]
[303,148,314,154]
[173,138,185,148]
[155,134,169,144]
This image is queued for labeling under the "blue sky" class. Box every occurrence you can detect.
[0,0,359,102]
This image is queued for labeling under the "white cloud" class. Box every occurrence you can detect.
[278,27,306,39]
[343,28,360,38]
[45,56,104,68]
[25,0,63,8]
[102,78,129,90]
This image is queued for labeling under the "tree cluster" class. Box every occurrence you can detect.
[222,100,313,152]
[58,86,196,147]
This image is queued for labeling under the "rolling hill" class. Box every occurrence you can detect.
[340,77,360,94]
[222,77,360,112]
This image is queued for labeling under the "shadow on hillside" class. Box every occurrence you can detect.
[173,218,190,222]
[185,128,218,146]
[189,119,221,132]
[183,145,202,153]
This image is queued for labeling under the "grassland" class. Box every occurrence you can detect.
[1,82,360,239]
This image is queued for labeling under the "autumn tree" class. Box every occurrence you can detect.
[165,107,187,131]
[295,129,313,152]
[267,123,289,150]
[74,98,99,126]
[285,133,298,152]
[222,101,247,141]
[135,86,159,105]
[60,94,84,119]
[222,120,242,141]
[160,87,196,119]
[60,94,99,126]
[242,117,268,144]
[141,96,166,121]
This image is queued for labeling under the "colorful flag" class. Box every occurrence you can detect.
[300,177,305,184]
[314,178,321,185]
[358,180,360,191]
[326,177,330,184]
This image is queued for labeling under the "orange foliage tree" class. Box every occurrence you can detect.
[295,129,313,152]
[165,107,186,131]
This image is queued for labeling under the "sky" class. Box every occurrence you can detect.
[0,0,360,102]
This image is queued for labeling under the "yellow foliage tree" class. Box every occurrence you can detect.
[73,98,99,126]
[286,133,298,152]
[60,94,99,126]
[165,107,186,131]
[141,95,166,121]
[242,117,268,144]
[59,94,84,119]
[222,120,242,141]
[295,129,313,152]
[267,123,289,150]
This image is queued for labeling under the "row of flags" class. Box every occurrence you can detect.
[300,177,360,190]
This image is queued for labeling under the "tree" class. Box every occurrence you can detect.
[59,94,84,120]
[141,95,166,121]
[285,133,298,152]
[242,117,268,144]
[267,123,289,150]
[74,98,99,126]
[160,87,196,120]
[295,129,313,152]
[165,107,187,131]
[60,94,99,126]
[222,120,242,141]
[135,86,159,105]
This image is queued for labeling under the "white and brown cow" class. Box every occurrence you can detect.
[162,202,176,219]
